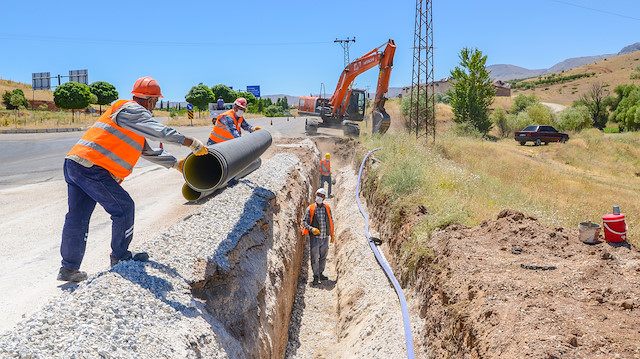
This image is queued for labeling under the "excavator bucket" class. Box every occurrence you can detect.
[372,108,391,134]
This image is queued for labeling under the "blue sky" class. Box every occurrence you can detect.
[1,0,639,102]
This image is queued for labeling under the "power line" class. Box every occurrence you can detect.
[550,0,640,21]
[0,33,333,47]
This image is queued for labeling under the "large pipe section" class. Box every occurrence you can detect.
[182,158,262,201]
[182,130,272,192]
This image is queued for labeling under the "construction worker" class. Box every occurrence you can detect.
[217,96,224,110]
[302,188,335,285]
[319,153,332,197]
[57,76,209,282]
[207,97,261,145]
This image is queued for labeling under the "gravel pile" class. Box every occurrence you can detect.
[0,152,303,359]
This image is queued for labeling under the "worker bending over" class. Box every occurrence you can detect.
[302,188,335,285]
[207,97,260,145]
[58,76,209,282]
[319,153,332,197]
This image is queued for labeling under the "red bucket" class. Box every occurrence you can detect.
[602,213,627,242]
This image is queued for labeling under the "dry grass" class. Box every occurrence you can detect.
[0,79,54,102]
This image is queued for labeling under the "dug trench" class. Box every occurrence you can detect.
[0,137,410,358]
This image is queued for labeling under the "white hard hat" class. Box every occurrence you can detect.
[316,188,327,196]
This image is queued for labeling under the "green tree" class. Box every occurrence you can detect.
[611,84,640,130]
[526,103,554,125]
[89,81,118,115]
[185,83,214,117]
[236,91,256,105]
[510,94,539,115]
[53,82,92,122]
[264,104,284,117]
[447,47,496,135]
[2,89,29,110]
[211,84,237,103]
[490,107,509,137]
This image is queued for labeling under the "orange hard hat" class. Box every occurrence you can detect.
[131,76,163,98]
[233,97,247,109]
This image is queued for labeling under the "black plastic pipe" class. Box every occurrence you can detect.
[182,130,272,192]
[182,158,262,201]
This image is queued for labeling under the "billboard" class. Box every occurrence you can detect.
[32,72,51,90]
[69,69,88,85]
[246,85,260,98]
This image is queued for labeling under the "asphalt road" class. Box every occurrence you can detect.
[0,115,311,333]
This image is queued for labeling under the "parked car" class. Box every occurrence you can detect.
[514,125,569,146]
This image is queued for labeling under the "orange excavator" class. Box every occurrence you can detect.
[298,39,396,136]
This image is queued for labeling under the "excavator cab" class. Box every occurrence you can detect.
[344,89,366,122]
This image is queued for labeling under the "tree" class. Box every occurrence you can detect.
[53,82,92,122]
[526,103,554,125]
[447,47,496,135]
[2,89,29,110]
[611,84,640,130]
[89,81,118,115]
[555,105,591,132]
[490,107,509,137]
[510,94,539,115]
[211,84,237,103]
[575,82,609,130]
[185,83,214,117]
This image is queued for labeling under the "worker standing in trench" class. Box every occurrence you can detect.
[57,76,209,282]
[319,153,333,198]
[302,188,335,285]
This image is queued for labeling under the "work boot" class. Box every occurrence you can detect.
[57,267,88,282]
[319,273,329,281]
[311,275,320,285]
[110,250,149,267]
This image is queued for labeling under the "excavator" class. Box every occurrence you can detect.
[298,39,396,136]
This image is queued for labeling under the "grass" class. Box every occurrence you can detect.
[361,101,640,280]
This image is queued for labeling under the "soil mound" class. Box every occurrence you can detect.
[411,210,640,358]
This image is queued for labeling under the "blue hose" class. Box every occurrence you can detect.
[356,148,415,359]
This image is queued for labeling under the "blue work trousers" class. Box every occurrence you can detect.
[320,175,332,196]
[61,159,135,270]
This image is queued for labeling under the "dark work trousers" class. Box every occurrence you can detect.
[61,159,135,270]
[320,174,332,195]
[309,235,329,276]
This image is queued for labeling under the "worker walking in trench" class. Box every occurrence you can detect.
[302,188,335,285]
[319,153,332,198]
[207,97,261,146]
[57,76,209,282]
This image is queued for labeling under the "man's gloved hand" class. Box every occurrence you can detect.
[189,138,208,156]
[173,158,185,173]
[253,126,261,131]
[311,227,320,235]
[330,235,335,243]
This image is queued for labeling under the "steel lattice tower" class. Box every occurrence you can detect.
[411,0,435,142]
[334,37,356,68]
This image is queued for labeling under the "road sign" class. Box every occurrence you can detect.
[186,103,194,111]
[188,110,193,119]
[32,72,51,90]
[69,69,88,85]
[247,85,260,98]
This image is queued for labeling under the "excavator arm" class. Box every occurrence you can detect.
[330,39,396,133]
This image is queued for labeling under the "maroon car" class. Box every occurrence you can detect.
[514,125,569,146]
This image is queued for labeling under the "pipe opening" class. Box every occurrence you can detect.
[182,183,201,201]
[183,153,224,191]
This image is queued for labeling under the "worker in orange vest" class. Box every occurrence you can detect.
[207,97,261,145]
[302,188,335,285]
[58,76,209,282]
[319,152,332,197]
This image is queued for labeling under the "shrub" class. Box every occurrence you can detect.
[490,107,509,137]
[555,105,591,132]
[526,103,554,125]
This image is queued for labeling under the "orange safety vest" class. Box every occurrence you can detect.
[67,100,145,179]
[208,109,244,144]
[319,158,330,176]
[302,203,334,236]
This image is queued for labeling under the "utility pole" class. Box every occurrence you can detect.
[334,37,356,68]
[411,0,435,143]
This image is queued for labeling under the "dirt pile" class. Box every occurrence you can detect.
[370,203,640,358]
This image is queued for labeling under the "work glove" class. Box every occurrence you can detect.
[330,235,335,244]
[311,227,320,235]
[173,158,185,173]
[189,138,208,156]
[253,126,261,131]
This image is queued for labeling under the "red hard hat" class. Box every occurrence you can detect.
[131,76,163,98]
[233,97,247,109]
